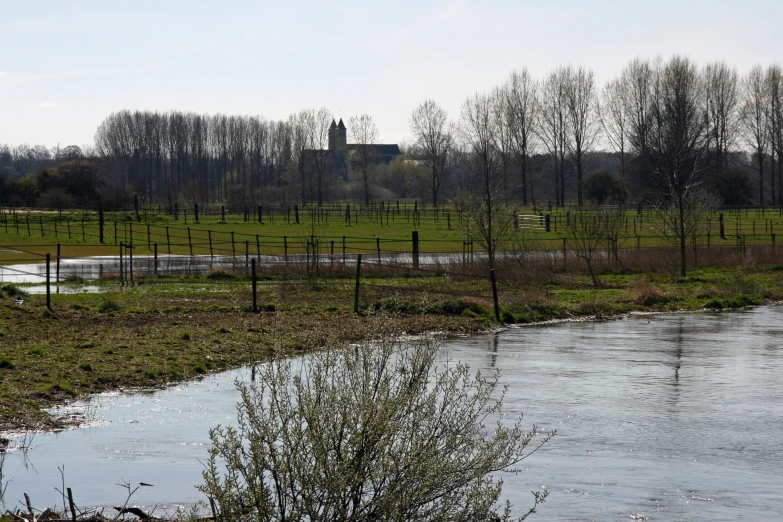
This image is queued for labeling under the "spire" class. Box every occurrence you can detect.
[337,118,346,130]
[330,119,337,129]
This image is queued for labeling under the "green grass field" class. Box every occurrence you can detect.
[2,204,783,265]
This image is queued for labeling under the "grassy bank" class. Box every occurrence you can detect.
[2,257,782,433]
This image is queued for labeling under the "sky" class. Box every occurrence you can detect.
[1,0,782,149]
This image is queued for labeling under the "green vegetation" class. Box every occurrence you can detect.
[1,254,782,433]
[202,336,552,521]
[2,205,783,267]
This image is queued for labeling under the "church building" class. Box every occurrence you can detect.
[327,118,401,165]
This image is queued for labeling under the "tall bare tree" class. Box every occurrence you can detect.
[768,65,783,205]
[599,77,629,178]
[491,86,516,202]
[621,57,656,159]
[538,68,569,206]
[349,114,381,206]
[409,99,453,206]
[740,65,769,205]
[564,66,599,206]
[458,93,513,271]
[506,69,539,205]
[703,61,740,191]
[638,56,710,276]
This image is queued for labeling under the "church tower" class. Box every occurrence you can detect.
[336,118,347,148]
[328,119,338,150]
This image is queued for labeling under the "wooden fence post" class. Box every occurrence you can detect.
[166,226,171,253]
[129,241,134,286]
[46,253,51,311]
[119,242,124,286]
[412,231,419,269]
[251,259,258,313]
[154,243,158,276]
[354,254,362,314]
[56,244,61,285]
[99,210,104,244]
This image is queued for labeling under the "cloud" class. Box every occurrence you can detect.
[0,71,5,77]
[38,102,56,109]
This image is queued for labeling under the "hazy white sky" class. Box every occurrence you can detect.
[1,0,781,148]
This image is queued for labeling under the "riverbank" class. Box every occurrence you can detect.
[2,262,783,433]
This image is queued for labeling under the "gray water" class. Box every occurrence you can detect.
[0,252,471,284]
[2,307,783,520]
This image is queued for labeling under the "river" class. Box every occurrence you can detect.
[2,306,782,520]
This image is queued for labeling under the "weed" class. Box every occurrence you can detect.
[98,299,121,313]
[1,284,28,299]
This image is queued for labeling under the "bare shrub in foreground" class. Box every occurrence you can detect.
[200,337,553,521]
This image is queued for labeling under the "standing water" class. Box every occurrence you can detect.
[2,307,782,520]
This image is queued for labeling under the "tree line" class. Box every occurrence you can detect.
[1,56,782,210]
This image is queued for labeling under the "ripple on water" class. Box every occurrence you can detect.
[2,307,783,520]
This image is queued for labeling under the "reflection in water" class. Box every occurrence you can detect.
[2,307,783,521]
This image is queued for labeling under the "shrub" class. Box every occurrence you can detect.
[0,358,15,370]
[200,337,553,521]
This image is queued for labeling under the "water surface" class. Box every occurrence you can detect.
[2,307,782,520]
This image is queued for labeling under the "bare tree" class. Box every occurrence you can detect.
[458,93,513,270]
[621,57,657,159]
[564,66,599,206]
[409,99,453,206]
[638,56,710,276]
[703,61,740,192]
[740,65,769,204]
[537,68,570,206]
[768,65,783,205]
[599,77,629,177]
[655,188,720,267]
[491,86,515,202]
[506,69,539,205]
[300,108,334,206]
[349,114,381,206]
[288,111,312,204]
[567,208,622,286]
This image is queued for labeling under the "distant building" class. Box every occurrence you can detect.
[326,118,401,169]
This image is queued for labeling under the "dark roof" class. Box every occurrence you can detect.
[330,119,337,129]
[337,118,346,129]
[348,144,401,156]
